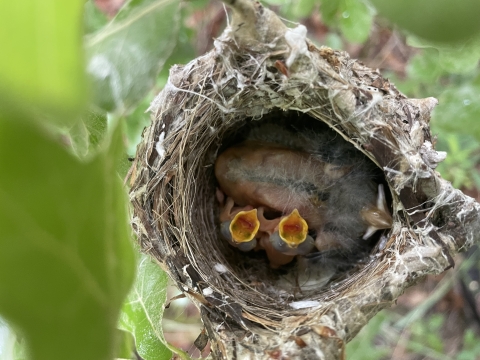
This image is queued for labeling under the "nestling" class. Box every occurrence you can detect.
[215,119,392,267]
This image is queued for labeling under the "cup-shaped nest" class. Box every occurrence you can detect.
[128,1,480,358]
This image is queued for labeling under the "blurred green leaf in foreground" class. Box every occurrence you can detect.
[0,0,139,359]
[0,0,87,120]
[0,116,136,360]
[370,0,480,43]
[86,0,181,114]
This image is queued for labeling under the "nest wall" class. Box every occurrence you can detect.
[129,1,480,358]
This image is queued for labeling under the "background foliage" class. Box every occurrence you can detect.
[1,0,480,359]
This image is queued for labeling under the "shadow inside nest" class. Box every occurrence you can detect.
[206,111,392,304]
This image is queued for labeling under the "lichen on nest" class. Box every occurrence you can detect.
[128,0,480,357]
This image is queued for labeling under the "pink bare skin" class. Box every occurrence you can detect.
[215,142,349,230]
[215,141,392,254]
[217,189,255,223]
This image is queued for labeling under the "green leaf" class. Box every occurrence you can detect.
[407,48,443,83]
[459,329,480,360]
[320,0,341,26]
[119,254,172,360]
[434,133,480,189]
[84,0,109,35]
[432,82,480,141]
[187,0,210,11]
[63,111,109,159]
[57,110,108,159]
[0,320,28,360]
[338,0,374,44]
[0,1,86,121]
[0,318,16,359]
[370,0,480,43]
[407,35,480,75]
[123,95,153,156]
[262,0,285,6]
[437,40,480,75]
[0,116,136,360]
[86,0,181,114]
[157,21,196,88]
[84,111,109,149]
[324,33,343,50]
[68,120,91,158]
[291,0,316,19]
[115,328,137,359]
[346,311,391,359]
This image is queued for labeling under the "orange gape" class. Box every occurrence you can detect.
[215,140,392,268]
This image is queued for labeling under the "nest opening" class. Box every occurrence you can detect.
[183,109,393,314]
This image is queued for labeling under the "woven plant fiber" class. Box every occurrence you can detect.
[129,1,480,358]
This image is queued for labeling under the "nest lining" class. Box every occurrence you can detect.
[129,1,480,356]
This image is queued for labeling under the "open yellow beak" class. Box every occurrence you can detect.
[230,208,260,243]
[278,209,309,246]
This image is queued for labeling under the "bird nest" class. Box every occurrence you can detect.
[128,1,480,358]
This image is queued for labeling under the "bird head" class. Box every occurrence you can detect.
[220,208,260,252]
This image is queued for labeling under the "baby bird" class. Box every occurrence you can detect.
[256,207,315,268]
[218,187,314,267]
[217,190,260,252]
[215,118,393,266]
